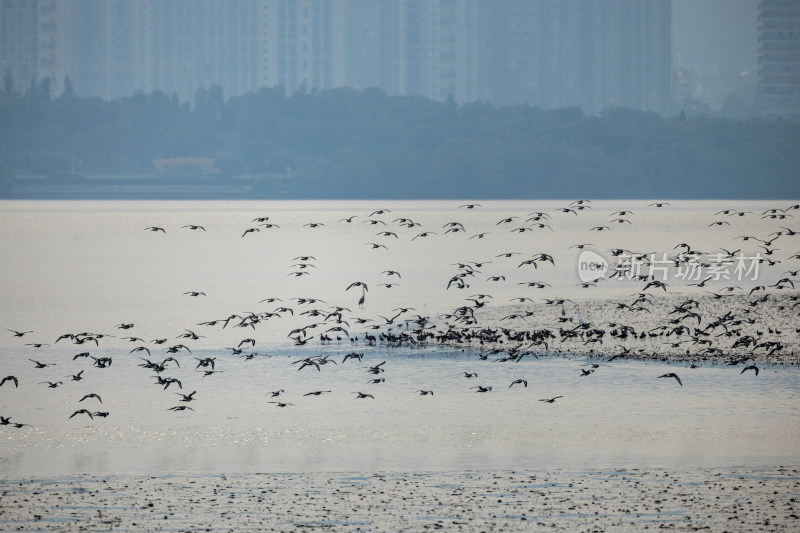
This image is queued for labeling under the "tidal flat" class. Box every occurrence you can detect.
[2,468,799,532]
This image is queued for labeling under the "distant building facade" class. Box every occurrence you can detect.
[477,0,672,114]
[0,0,70,95]
[758,0,800,119]
[0,0,672,114]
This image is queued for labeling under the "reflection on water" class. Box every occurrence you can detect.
[0,200,799,476]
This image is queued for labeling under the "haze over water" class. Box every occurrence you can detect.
[0,200,798,477]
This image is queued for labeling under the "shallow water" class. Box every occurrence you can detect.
[0,200,798,477]
[1,341,799,476]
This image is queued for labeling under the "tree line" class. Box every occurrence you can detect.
[1,76,798,199]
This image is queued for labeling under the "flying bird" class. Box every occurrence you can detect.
[740,365,759,376]
[539,396,563,403]
[0,376,19,388]
[79,393,102,403]
[657,373,683,386]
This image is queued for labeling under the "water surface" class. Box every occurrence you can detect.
[1,200,798,476]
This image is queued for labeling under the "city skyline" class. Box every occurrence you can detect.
[0,0,784,117]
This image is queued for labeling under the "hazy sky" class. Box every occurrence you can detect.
[673,0,758,72]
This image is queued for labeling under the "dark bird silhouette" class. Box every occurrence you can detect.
[471,385,492,393]
[166,344,191,354]
[658,373,683,386]
[194,357,216,370]
[177,391,197,402]
[79,393,102,403]
[741,365,759,376]
[182,224,205,231]
[0,376,19,388]
[417,390,434,395]
[367,361,386,374]
[539,396,563,403]
[168,406,194,412]
[643,280,668,292]
[144,226,165,233]
[353,392,374,399]
[303,390,332,396]
[749,286,765,296]
[269,401,293,407]
[342,352,363,363]
[509,379,527,388]
[7,329,32,337]
[91,356,112,368]
[69,409,94,419]
[461,372,478,378]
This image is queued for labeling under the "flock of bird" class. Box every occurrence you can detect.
[2,200,799,428]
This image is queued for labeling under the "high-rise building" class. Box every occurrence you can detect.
[758,0,800,119]
[0,0,73,96]
[0,0,39,92]
[478,0,672,114]
[338,0,478,102]
[260,0,336,95]
[147,0,263,102]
